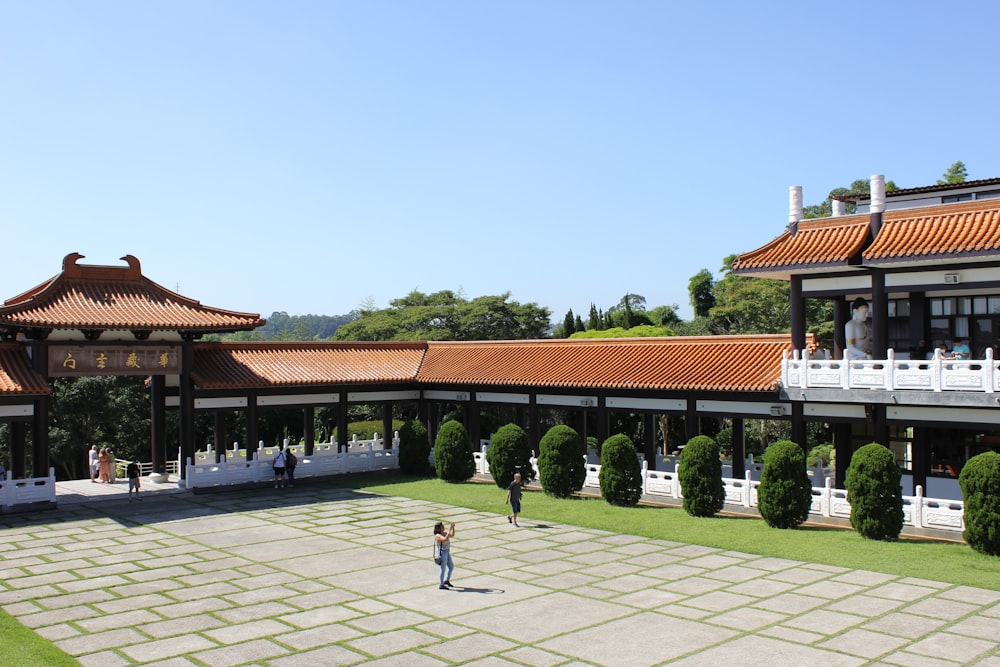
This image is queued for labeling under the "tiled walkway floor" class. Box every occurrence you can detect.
[2,483,1000,666]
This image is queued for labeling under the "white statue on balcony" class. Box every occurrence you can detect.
[845,298,872,360]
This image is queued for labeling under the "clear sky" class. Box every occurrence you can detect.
[3,1,999,324]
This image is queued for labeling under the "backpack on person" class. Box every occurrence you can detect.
[285,450,297,469]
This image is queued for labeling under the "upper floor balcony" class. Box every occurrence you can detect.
[782,348,1000,394]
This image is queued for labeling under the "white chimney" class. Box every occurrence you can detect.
[870,174,886,214]
[832,200,847,217]
[789,186,803,224]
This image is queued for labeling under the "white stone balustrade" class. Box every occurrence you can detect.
[0,469,57,508]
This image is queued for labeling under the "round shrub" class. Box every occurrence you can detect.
[486,423,535,489]
[598,434,643,507]
[757,440,812,529]
[434,420,476,483]
[959,451,1000,556]
[537,425,585,498]
[397,419,431,476]
[678,435,725,517]
[845,443,904,541]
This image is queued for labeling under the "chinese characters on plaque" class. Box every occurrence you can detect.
[48,345,182,377]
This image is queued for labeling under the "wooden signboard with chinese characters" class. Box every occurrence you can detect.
[48,345,182,377]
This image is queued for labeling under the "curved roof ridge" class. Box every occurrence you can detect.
[866,200,1000,263]
[733,214,870,276]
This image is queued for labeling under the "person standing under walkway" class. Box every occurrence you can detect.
[285,447,297,487]
[126,459,141,502]
[89,445,99,482]
[434,521,456,589]
[272,446,287,489]
[505,472,522,527]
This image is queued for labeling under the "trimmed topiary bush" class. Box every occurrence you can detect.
[757,440,812,529]
[486,423,535,489]
[845,442,904,541]
[678,435,725,517]
[598,434,643,507]
[537,425,585,498]
[434,420,476,482]
[397,419,431,476]
[959,450,1000,556]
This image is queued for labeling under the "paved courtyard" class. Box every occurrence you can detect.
[2,482,1000,666]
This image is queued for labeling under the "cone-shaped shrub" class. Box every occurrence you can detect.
[959,451,1000,556]
[598,434,643,507]
[397,419,431,476]
[434,420,476,482]
[758,440,812,529]
[845,443,904,540]
[678,435,725,517]
[486,423,535,489]
[537,425,585,498]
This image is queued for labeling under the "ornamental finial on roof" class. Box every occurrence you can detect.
[62,252,85,277]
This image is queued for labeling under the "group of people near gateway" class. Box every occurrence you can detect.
[433,472,524,590]
[86,444,143,501]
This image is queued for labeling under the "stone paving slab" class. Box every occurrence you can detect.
[2,483,1000,665]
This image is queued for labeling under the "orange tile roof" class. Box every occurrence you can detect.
[865,200,1000,264]
[192,341,427,389]
[0,343,50,395]
[732,214,870,275]
[0,254,263,333]
[418,336,793,392]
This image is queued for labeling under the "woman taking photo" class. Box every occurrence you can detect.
[433,522,455,589]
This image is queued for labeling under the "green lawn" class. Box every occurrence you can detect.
[343,475,1000,592]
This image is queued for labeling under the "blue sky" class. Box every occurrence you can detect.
[3,1,999,324]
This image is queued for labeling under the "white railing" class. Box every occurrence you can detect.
[520,459,964,534]
[184,433,400,489]
[783,347,999,392]
[0,469,57,508]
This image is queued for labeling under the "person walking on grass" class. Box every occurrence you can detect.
[505,472,522,527]
[434,521,456,589]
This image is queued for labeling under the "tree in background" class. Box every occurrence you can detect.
[334,290,550,341]
[709,255,790,334]
[688,269,716,318]
[803,177,899,219]
[757,439,812,529]
[598,434,643,507]
[434,420,476,482]
[537,424,585,498]
[678,435,725,517]
[485,423,534,488]
[587,303,601,330]
[938,161,968,185]
[397,419,431,476]
[845,443,904,541]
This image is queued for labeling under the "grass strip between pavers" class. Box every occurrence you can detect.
[338,474,1000,592]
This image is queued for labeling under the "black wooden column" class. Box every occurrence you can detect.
[596,396,609,450]
[643,413,656,466]
[467,393,480,451]
[833,298,849,359]
[30,340,50,478]
[304,406,316,454]
[790,275,806,353]
[150,375,166,474]
[178,340,196,481]
[834,422,851,488]
[527,394,539,456]
[911,426,929,496]
[213,411,226,463]
[685,398,699,442]
[872,404,889,448]
[381,403,392,450]
[791,403,806,450]
[337,391,349,452]
[10,421,26,479]
[246,392,259,460]
[731,418,745,478]
[872,269,888,358]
